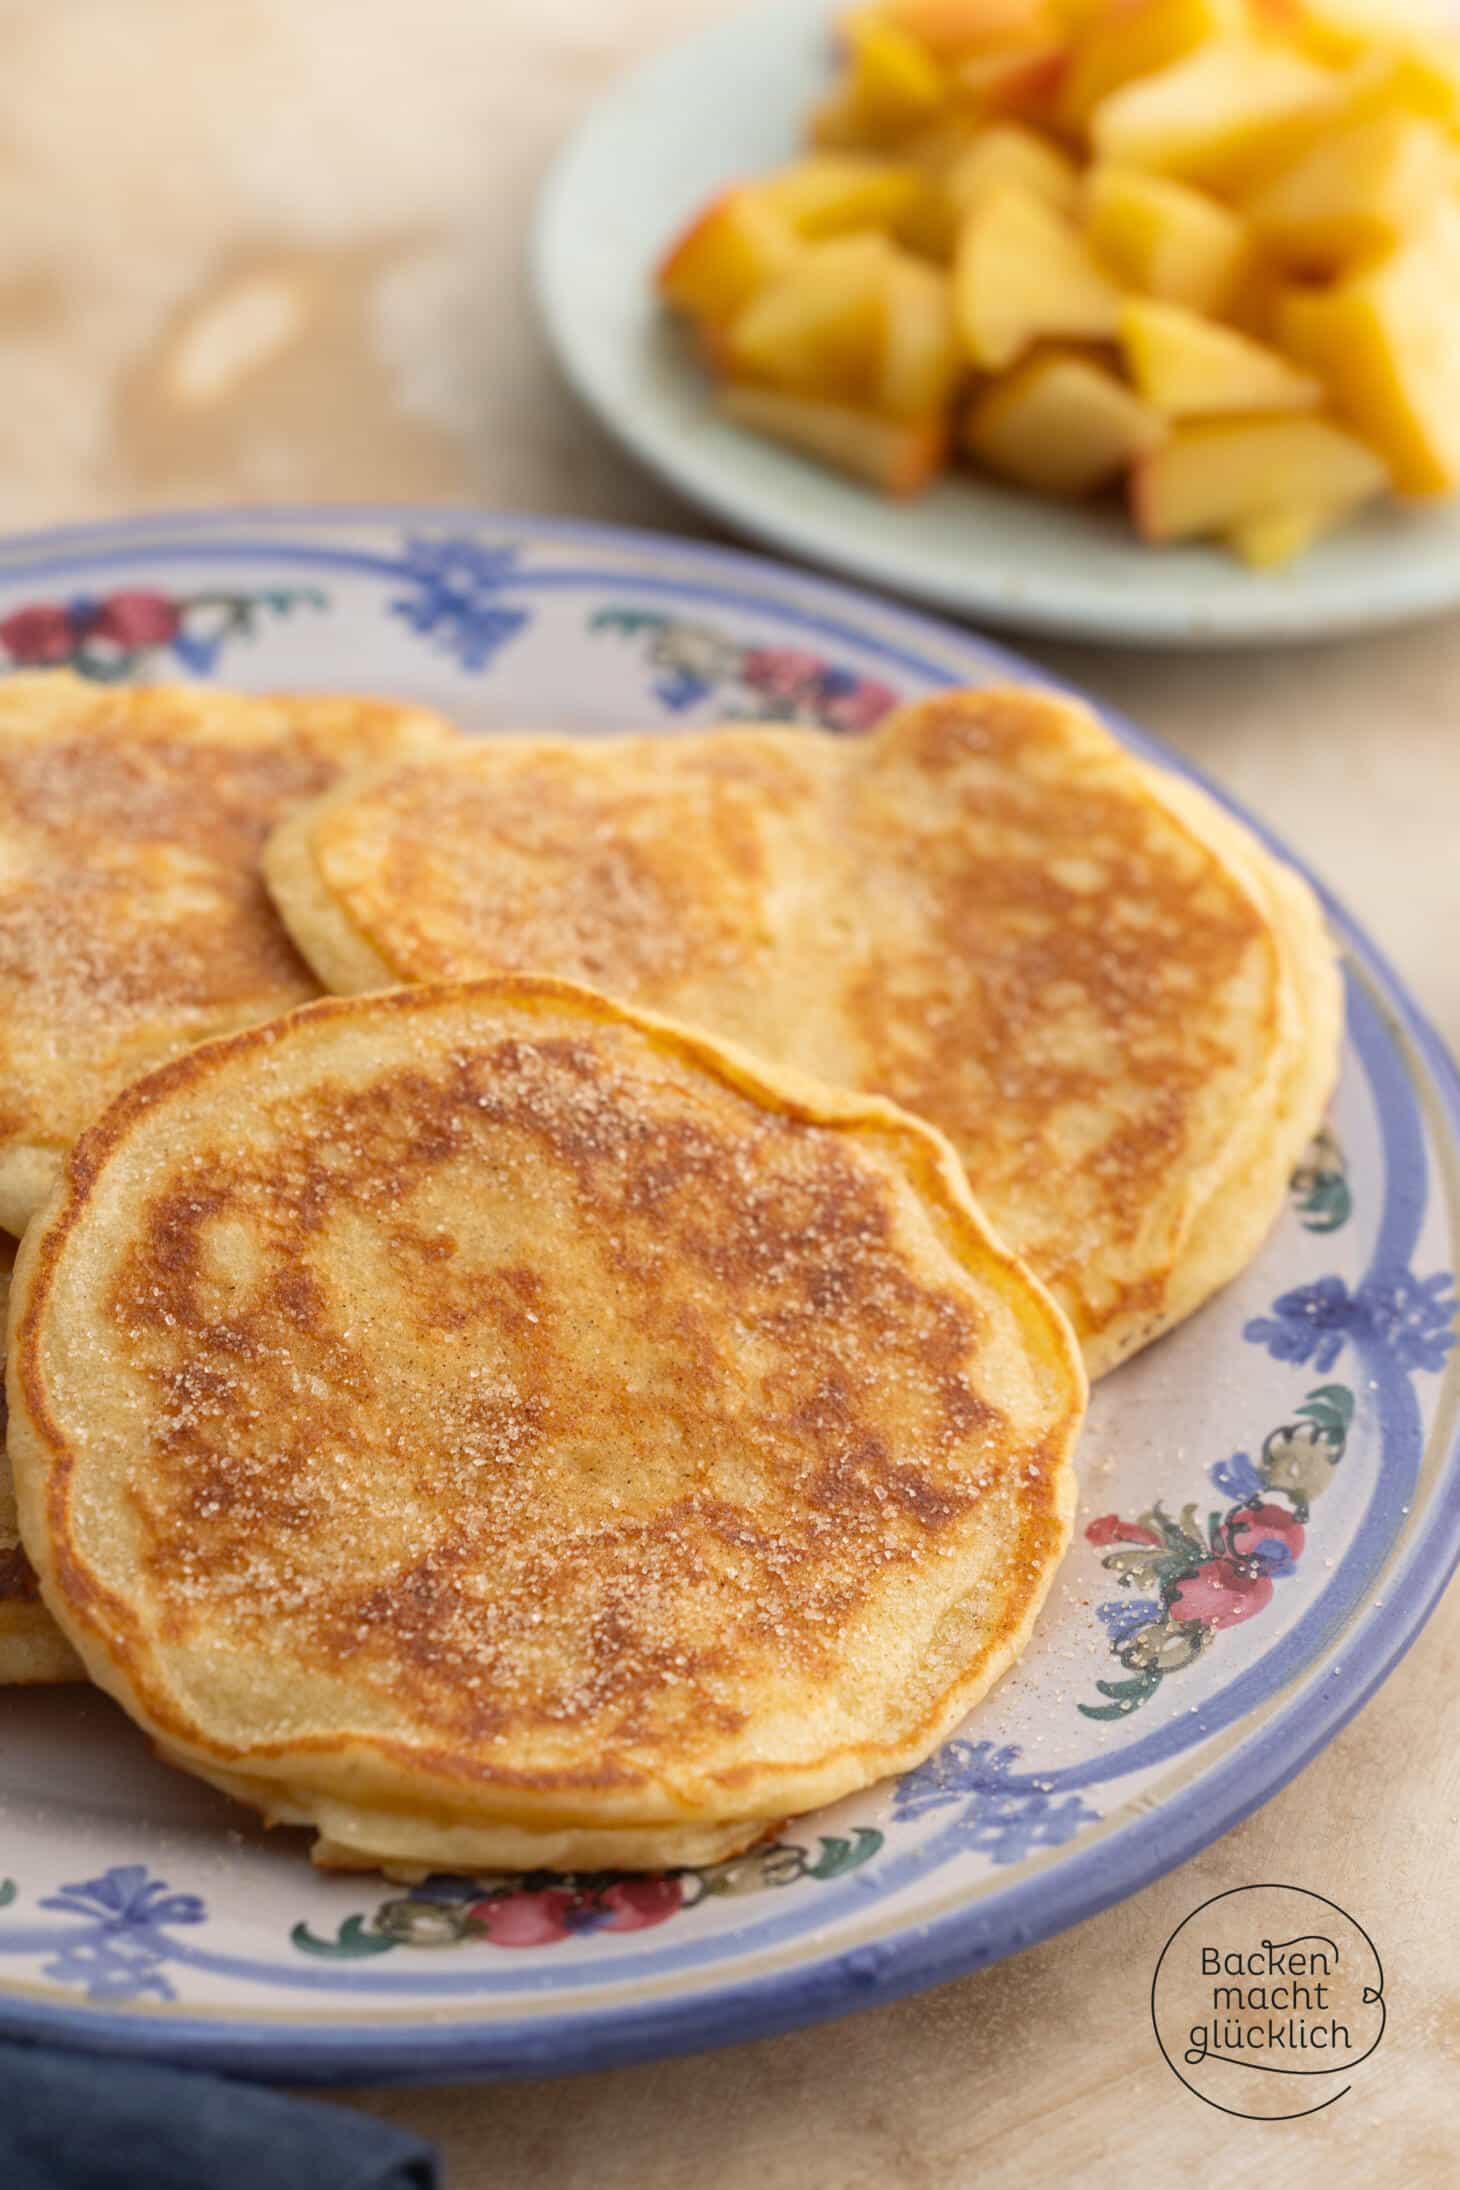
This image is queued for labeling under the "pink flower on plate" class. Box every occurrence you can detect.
[1228,1502,1305,1565]
[92,590,182,648]
[0,602,75,665]
[1169,1557,1274,1631]
[742,647,823,703]
[595,1877,684,1931]
[469,1888,577,1947]
[819,679,898,735]
[1086,1515,1162,1548]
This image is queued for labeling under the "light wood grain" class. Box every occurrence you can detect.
[0,5,1455,2180]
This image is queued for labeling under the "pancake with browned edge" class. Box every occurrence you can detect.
[9,977,1085,1873]
[266,688,1341,1378]
[0,673,458,1235]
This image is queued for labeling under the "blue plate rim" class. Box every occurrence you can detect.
[0,505,1454,2084]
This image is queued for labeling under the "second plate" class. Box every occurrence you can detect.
[534,0,1460,648]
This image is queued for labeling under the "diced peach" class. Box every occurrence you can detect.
[1084,166,1250,315]
[1276,204,1460,494]
[847,13,950,134]
[810,77,879,151]
[1286,41,1460,144]
[657,189,800,326]
[1121,297,1322,415]
[903,122,1079,257]
[1058,0,1245,131]
[1246,0,1310,37]
[1225,502,1346,568]
[1047,0,1124,29]
[718,382,948,495]
[1130,414,1386,540]
[955,182,1123,368]
[965,349,1166,492]
[1247,113,1450,269]
[724,234,893,401]
[947,122,1081,213]
[887,0,1059,54]
[879,253,964,415]
[1280,0,1451,66]
[905,115,991,168]
[759,155,923,238]
[1223,251,1289,341]
[1091,41,1338,191]
[954,41,1071,123]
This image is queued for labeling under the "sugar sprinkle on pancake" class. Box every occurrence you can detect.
[9,977,1084,1873]
[0,673,458,1235]
[266,688,1340,1376]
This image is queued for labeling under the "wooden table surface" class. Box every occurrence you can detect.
[2,4,1456,2182]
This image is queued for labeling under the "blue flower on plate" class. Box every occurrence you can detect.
[1210,1450,1265,1502]
[1096,1597,1163,1644]
[1245,1267,1457,1376]
[37,1864,206,2004]
[892,1741,1098,1865]
[390,536,530,671]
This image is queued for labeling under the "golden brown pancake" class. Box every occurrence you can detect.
[265,688,1341,1377]
[0,672,458,1235]
[9,977,1085,1872]
[0,1240,82,1683]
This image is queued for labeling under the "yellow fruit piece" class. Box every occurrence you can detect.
[1085,166,1250,315]
[1047,0,1125,28]
[810,77,878,151]
[965,350,1166,493]
[903,122,1079,258]
[1271,39,1460,143]
[886,0,1059,54]
[954,183,1123,369]
[848,13,950,133]
[1277,204,1460,495]
[879,254,964,416]
[1225,502,1344,568]
[954,40,1070,122]
[906,115,990,167]
[718,382,948,495]
[724,234,893,401]
[1279,0,1450,66]
[947,123,1081,215]
[1340,40,1460,132]
[1059,0,1244,131]
[759,156,923,238]
[1091,41,1338,191]
[657,190,800,327]
[1130,414,1386,539]
[1122,297,1322,416]
[1248,113,1450,269]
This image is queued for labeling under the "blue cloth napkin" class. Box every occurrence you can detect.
[0,2041,438,2190]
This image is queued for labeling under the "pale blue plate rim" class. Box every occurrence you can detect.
[0,507,1453,2084]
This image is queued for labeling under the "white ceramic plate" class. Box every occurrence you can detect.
[534,0,1460,648]
[0,509,1456,2086]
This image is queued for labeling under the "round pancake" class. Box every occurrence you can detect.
[0,672,458,1236]
[0,1241,82,1683]
[9,977,1084,1873]
[265,688,1341,1377]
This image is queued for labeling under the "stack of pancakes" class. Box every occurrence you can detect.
[3,673,1339,1875]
